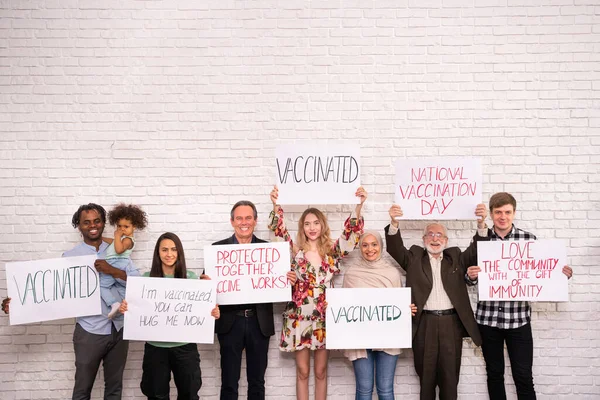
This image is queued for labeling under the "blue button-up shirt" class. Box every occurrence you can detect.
[63,241,141,335]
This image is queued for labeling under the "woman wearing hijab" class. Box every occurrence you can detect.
[342,230,416,400]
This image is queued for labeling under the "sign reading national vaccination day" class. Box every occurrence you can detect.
[275,142,361,205]
[395,158,482,220]
[5,255,101,325]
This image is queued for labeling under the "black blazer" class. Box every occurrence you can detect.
[212,235,275,337]
[384,225,486,346]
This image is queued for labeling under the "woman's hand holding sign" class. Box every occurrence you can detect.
[270,186,279,211]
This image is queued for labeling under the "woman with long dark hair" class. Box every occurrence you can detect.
[120,232,220,400]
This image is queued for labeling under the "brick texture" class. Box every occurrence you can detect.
[0,1,598,399]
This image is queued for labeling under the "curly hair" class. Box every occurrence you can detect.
[72,203,106,228]
[108,203,148,230]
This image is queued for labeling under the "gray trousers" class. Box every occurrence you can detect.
[72,323,129,400]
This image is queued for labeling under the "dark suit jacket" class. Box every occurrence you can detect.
[212,234,275,337]
[384,225,485,346]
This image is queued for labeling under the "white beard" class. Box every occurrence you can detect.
[425,243,445,255]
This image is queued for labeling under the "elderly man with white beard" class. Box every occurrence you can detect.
[384,204,489,400]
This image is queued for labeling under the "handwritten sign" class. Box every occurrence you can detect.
[204,242,291,305]
[123,277,216,343]
[275,143,361,204]
[395,158,482,220]
[5,255,100,325]
[326,288,412,349]
[477,240,568,301]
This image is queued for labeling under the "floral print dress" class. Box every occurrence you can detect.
[268,207,364,352]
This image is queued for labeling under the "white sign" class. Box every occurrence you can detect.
[6,255,100,325]
[477,240,568,302]
[123,277,216,343]
[275,142,361,205]
[395,158,482,220]
[326,288,412,349]
[204,242,291,305]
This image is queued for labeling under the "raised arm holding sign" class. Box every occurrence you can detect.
[268,184,366,400]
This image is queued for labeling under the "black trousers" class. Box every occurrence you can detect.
[141,342,202,400]
[217,314,270,400]
[479,323,536,400]
[412,313,464,400]
[72,323,129,400]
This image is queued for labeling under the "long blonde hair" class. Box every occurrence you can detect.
[296,208,333,258]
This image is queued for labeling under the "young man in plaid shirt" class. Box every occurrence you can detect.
[466,192,573,400]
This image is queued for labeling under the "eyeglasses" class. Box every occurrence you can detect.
[424,232,446,239]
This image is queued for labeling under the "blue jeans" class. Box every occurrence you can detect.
[99,257,128,306]
[352,350,399,400]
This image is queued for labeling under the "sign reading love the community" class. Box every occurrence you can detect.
[326,288,412,349]
[275,143,361,204]
[204,241,292,305]
[123,277,216,343]
[5,255,100,325]
[395,158,482,220]
[477,240,568,302]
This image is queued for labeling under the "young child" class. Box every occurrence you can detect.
[101,203,147,319]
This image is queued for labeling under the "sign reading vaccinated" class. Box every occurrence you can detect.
[204,242,291,305]
[395,158,482,220]
[275,143,361,204]
[326,288,412,349]
[477,240,568,301]
[6,255,100,325]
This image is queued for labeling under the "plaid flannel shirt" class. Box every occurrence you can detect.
[475,224,537,329]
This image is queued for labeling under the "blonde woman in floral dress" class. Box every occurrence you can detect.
[269,185,367,400]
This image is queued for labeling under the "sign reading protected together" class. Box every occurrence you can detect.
[6,255,100,325]
[123,276,216,343]
[326,287,412,349]
[275,143,361,205]
[395,158,482,220]
[477,240,568,302]
[204,241,292,305]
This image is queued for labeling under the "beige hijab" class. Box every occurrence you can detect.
[342,230,403,361]
[342,230,402,290]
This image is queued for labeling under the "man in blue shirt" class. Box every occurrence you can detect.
[2,203,140,400]
[62,203,140,400]
[1,203,139,399]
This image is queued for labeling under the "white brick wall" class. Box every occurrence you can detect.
[0,0,598,398]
